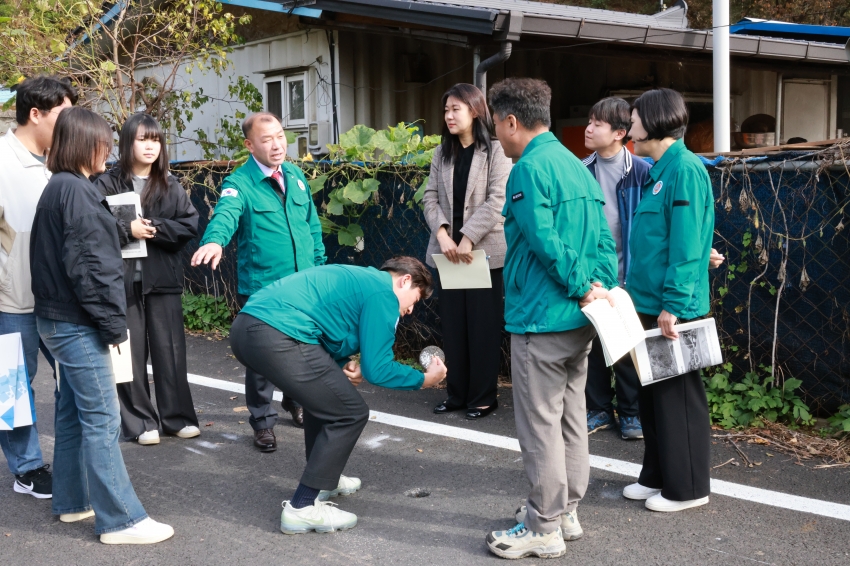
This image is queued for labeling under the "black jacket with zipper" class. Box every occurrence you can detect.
[94,167,199,296]
[31,171,128,345]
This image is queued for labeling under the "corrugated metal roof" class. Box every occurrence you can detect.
[409,0,688,29]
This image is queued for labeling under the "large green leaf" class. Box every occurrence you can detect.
[339,125,376,157]
[413,176,428,203]
[337,223,364,247]
[374,124,413,158]
[318,216,338,234]
[343,178,379,204]
[308,174,328,195]
[327,191,346,215]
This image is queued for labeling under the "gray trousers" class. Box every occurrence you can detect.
[511,325,595,534]
[230,314,369,490]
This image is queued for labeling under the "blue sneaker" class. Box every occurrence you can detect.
[586,410,614,434]
[619,416,644,440]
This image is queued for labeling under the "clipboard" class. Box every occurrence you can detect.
[432,249,492,289]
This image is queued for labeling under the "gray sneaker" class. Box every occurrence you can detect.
[486,523,566,559]
[515,504,583,541]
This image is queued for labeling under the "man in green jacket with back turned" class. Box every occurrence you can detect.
[484,78,619,560]
[191,112,325,451]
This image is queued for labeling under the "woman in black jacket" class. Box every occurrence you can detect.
[32,106,173,543]
[95,112,200,445]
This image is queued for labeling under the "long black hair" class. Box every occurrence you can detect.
[440,83,494,164]
[118,113,170,209]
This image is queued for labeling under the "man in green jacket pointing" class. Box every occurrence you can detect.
[191,112,325,449]
[485,78,619,560]
[229,256,447,535]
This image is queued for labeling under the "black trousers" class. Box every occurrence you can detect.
[437,268,504,409]
[230,314,369,490]
[118,284,199,438]
[585,336,641,418]
[237,294,299,431]
[636,313,711,501]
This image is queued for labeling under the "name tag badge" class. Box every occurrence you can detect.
[297,180,306,191]
[652,181,663,195]
[511,192,524,202]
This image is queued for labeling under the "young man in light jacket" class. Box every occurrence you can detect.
[0,75,76,499]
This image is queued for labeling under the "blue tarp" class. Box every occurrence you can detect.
[731,18,850,44]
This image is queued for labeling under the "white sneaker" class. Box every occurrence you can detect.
[514,505,583,540]
[137,430,160,445]
[175,426,200,439]
[645,493,709,512]
[486,523,566,559]
[60,509,95,523]
[100,517,174,544]
[318,475,362,501]
[280,500,357,534]
[623,482,662,500]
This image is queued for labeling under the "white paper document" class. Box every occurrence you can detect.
[581,287,645,366]
[432,249,492,289]
[631,318,724,386]
[110,334,134,384]
[105,192,147,259]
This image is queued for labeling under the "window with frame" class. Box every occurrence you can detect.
[264,72,308,128]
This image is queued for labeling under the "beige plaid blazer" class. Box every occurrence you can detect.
[422,141,512,269]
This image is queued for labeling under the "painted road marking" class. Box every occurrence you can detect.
[175,368,850,523]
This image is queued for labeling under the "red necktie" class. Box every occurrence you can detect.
[271,170,286,194]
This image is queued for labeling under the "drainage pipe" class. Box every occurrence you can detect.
[475,41,512,95]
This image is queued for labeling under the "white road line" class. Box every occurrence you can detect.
[180,369,850,523]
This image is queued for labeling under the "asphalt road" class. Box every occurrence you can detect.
[2,334,849,566]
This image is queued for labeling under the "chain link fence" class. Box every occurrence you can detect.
[711,143,850,415]
[174,143,850,414]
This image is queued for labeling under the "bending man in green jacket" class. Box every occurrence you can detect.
[229,257,447,534]
[485,78,619,560]
[191,112,325,449]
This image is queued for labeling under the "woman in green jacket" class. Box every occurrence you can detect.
[623,88,714,513]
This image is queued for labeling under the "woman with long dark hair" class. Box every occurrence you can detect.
[95,112,200,445]
[32,106,173,543]
[422,83,512,420]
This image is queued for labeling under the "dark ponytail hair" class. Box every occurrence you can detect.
[118,113,170,209]
[439,83,494,164]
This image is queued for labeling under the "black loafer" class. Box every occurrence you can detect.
[433,401,464,415]
[466,401,498,420]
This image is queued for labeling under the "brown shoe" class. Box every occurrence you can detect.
[253,428,276,452]
[289,407,304,428]
[282,398,304,428]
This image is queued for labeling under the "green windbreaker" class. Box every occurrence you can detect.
[240,265,424,390]
[199,157,326,296]
[502,133,619,334]
[626,139,714,319]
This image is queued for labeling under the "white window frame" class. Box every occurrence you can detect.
[263,71,309,128]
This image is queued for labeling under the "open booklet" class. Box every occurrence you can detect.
[580,287,645,366]
[631,318,724,385]
[105,192,148,259]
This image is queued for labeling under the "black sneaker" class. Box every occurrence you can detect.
[14,464,52,499]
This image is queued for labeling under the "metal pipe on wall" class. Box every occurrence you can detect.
[473,46,480,86]
[475,41,512,95]
[775,72,783,145]
[713,0,731,152]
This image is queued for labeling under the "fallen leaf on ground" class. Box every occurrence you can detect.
[238,421,245,424]
[205,422,213,427]
[233,406,249,413]
[416,449,423,453]
[229,396,237,400]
